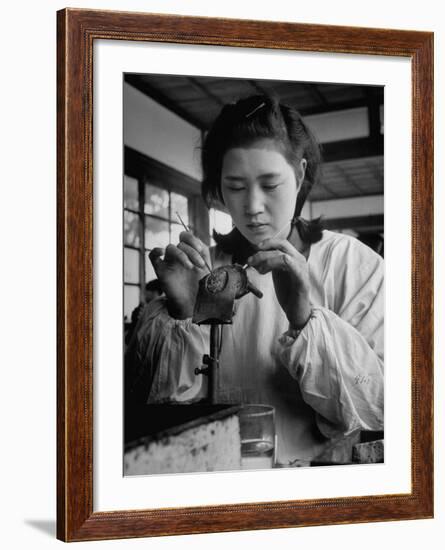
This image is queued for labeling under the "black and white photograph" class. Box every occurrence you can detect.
[1,0,440,546]
[122,74,384,476]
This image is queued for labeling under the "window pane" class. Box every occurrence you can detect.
[124,247,139,284]
[171,192,188,226]
[145,216,169,249]
[209,208,233,234]
[124,210,141,247]
[145,253,157,283]
[145,182,169,218]
[209,208,233,245]
[170,222,183,245]
[124,285,140,322]
[124,175,139,210]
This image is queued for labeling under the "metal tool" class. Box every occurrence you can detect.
[176,211,212,273]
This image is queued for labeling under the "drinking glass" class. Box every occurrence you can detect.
[237,405,275,470]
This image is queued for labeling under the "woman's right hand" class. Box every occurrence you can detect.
[149,231,211,319]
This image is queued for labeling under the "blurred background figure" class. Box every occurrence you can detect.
[124,279,163,404]
[144,278,164,303]
[357,232,384,257]
[125,279,163,346]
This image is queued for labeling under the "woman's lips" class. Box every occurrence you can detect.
[246,223,269,233]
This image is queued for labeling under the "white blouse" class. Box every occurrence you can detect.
[134,230,384,463]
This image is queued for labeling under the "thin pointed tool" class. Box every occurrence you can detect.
[176,211,212,273]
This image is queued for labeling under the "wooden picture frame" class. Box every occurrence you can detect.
[57,8,434,542]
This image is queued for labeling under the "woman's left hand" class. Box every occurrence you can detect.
[247,237,312,329]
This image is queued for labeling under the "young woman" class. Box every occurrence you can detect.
[133,95,384,465]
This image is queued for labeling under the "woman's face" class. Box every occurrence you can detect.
[221,139,306,246]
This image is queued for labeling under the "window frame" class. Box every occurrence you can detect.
[123,146,208,311]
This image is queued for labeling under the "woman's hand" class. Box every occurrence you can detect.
[149,232,211,319]
[247,236,312,329]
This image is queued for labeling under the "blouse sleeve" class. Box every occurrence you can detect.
[133,297,209,403]
[278,238,384,438]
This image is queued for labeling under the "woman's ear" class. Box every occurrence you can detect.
[296,158,307,192]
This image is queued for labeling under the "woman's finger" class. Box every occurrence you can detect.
[177,241,206,268]
[164,244,194,269]
[257,237,305,260]
[248,250,305,275]
[148,248,165,275]
[179,231,212,266]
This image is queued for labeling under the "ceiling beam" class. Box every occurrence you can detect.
[322,214,384,231]
[321,137,383,163]
[304,83,329,109]
[185,77,225,106]
[124,74,206,130]
[334,164,364,196]
[364,88,383,142]
[248,79,269,96]
[299,96,382,116]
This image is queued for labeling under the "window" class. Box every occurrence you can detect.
[124,175,194,321]
[209,208,233,245]
[124,147,207,323]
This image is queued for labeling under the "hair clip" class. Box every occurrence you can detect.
[245,102,266,118]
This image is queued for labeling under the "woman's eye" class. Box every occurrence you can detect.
[227,186,245,192]
[263,184,279,191]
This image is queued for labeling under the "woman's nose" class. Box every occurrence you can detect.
[244,188,264,215]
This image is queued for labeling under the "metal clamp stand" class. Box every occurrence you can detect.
[194,323,220,404]
[192,264,262,404]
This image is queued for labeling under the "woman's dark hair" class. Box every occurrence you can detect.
[201,94,323,252]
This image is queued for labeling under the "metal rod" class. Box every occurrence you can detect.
[208,324,220,403]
